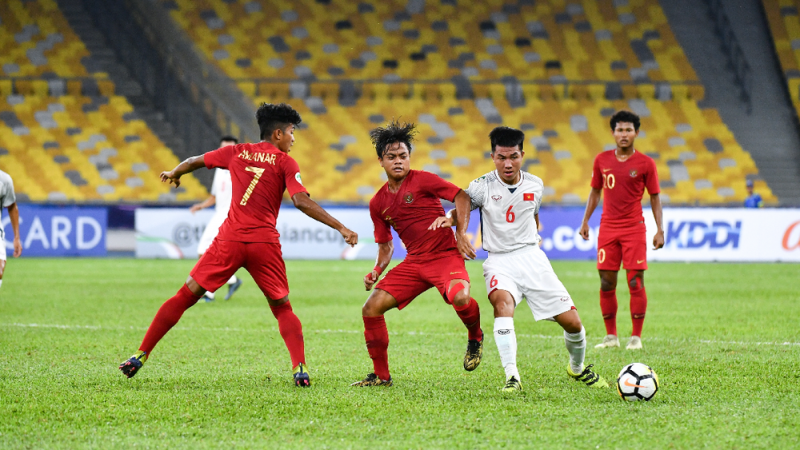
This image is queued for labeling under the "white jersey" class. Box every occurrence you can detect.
[197,169,232,255]
[465,170,544,253]
[210,168,232,216]
[0,170,16,257]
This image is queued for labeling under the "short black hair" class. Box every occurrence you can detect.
[370,120,417,158]
[610,110,641,131]
[256,102,302,140]
[219,135,238,144]
[489,126,525,152]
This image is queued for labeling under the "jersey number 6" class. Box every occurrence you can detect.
[240,166,265,205]
[505,206,515,223]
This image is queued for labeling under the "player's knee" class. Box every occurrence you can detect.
[451,290,470,307]
[600,278,616,291]
[564,317,582,334]
[627,271,644,289]
[361,301,377,317]
[559,310,582,333]
[362,295,386,316]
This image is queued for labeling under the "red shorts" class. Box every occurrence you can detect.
[597,222,647,271]
[375,253,470,310]
[190,240,289,300]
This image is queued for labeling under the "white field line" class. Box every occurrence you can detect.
[3,322,800,347]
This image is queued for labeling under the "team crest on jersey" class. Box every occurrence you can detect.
[404,192,414,204]
[629,169,638,177]
[491,195,502,202]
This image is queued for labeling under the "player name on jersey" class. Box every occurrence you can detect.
[238,150,277,165]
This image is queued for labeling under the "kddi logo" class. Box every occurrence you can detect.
[665,220,741,249]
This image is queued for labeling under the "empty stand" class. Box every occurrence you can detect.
[162,0,700,85]
[249,91,774,205]
[763,0,800,115]
[0,94,207,201]
[0,0,91,77]
[0,0,209,202]
[0,95,205,201]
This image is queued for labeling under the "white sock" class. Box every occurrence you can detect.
[205,290,216,299]
[0,280,3,289]
[494,317,518,380]
[227,275,237,285]
[564,327,586,374]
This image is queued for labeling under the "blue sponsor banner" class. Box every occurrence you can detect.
[3,204,107,257]
[536,206,601,260]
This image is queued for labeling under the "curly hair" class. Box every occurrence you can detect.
[256,103,302,140]
[370,120,417,158]
[489,126,525,152]
[610,110,641,132]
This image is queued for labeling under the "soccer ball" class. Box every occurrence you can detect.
[616,363,659,401]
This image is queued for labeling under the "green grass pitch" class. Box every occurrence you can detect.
[1,258,798,449]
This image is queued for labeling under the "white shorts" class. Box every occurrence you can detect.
[197,213,226,255]
[483,245,575,321]
[0,229,6,260]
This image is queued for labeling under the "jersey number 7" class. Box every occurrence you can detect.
[240,166,265,205]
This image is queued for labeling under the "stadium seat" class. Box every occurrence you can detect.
[0,95,207,201]
[162,0,701,88]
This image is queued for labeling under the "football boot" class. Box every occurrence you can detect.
[293,363,311,387]
[626,336,643,350]
[350,373,393,387]
[119,351,147,378]
[594,334,620,349]
[567,364,609,388]
[501,376,523,393]
[224,278,243,301]
[463,330,484,371]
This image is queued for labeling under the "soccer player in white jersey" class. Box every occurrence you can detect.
[0,169,22,290]
[430,127,608,392]
[189,136,242,301]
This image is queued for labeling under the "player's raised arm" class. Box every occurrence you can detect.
[579,187,602,240]
[160,155,207,188]
[291,193,358,246]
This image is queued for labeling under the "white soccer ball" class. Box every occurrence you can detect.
[616,363,659,401]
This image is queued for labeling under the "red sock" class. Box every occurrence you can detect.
[270,301,305,368]
[630,286,647,337]
[453,298,482,341]
[363,316,390,380]
[599,289,618,336]
[139,284,201,355]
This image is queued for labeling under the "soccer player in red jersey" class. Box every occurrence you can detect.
[119,103,358,386]
[351,121,482,387]
[579,110,664,351]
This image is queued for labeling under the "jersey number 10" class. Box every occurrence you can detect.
[601,173,616,189]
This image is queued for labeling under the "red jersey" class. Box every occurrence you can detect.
[203,142,308,243]
[591,149,660,226]
[370,170,461,261]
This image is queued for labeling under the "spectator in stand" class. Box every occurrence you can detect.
[744,179,763,208]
